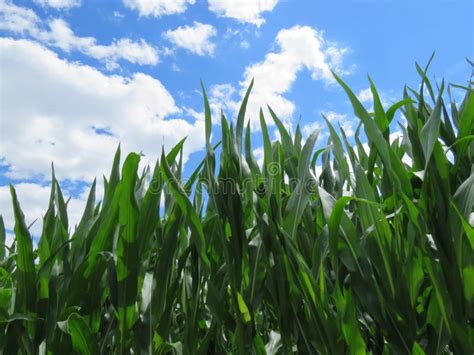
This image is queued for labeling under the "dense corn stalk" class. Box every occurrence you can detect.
[1,60,473,354]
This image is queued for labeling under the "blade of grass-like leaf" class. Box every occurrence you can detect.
[236,79,254,152]
[9,185,36,351]
[334,72,413,196]
[84,184,121,278]
[416,52,436,119]
[353,164,395,297]
[102,145,121,213]
[70,179,96,267]
[294,123,303,152]
[137,138,186,258]
[283,129,319,240]
[368,76,389,135]
[9,185,36,314]
[420,82,444,169]
[201,80,213,152]
[66,313,99,355]
[236,291,251,323]
[424,257,452,335]
[259,108,272,171]
[245,122,260,175]
[455,90,474,162]
[160,150,210,271]
[451,168,474,273]
[386,99,413,124]
[39,166,56,259]
[416,62,436,103]
[117,153,141,349]
[267,106,297,177]
[325,194,363,275]
[451,203,474,250]
[53,174,68,232]
[322,114,350,185]
[332,72,391,168]
[0,216,5,261]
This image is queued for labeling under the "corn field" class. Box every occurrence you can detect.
[1,60,473,354]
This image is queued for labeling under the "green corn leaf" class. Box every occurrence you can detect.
[456,90,474,159]
[420,82,444,169]
[2,62,472,353]
[201,80,213,151]
[236,291,251,323]
[84,182,121,278]
[117,153,141,340]
[324,193,363,275]
[160,149,210,271]
[368,76,389,134]
[102,145,121,213]
[333,72,391,169]
[0,215,5,261]
[245,121,260,175]
[259,108,272,172]
[283,129,319,240]
[236,78,254,152]
[9,185,36,314]
[425,257,452,335]
[70,178,97,267]
[66,313,99,355]
[322,114,350,184]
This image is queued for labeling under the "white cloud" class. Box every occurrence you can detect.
[34,0,81,9]
[230,26,351,129]
[48,19,158,66]
[124,0,276,25]
[0,0,41,33]
[207,0,278,27]
[0,38,205,182]
[163,22,216,56]
[357,88,373,103]
[0,1,158,67]
[240,40,250,49]
[124,0,195,17]
[223,28,239,39]
[160,46,175,56]
[171,63,180,72]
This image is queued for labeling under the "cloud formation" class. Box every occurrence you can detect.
[207,0,278,27]
[0,38,205,182]
[123,0,277,25]
[123,0,195,17]
[33,0,81,9]
[211,26,351,129]
[0,0,158,67]
[163,22,216,56]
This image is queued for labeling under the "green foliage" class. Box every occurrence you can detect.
[1,61,473,354]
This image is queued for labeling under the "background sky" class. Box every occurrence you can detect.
[0,0,473,240]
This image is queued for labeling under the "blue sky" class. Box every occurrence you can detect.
[0,0,473,238]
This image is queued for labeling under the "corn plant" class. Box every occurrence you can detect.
[0,59,473,354]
